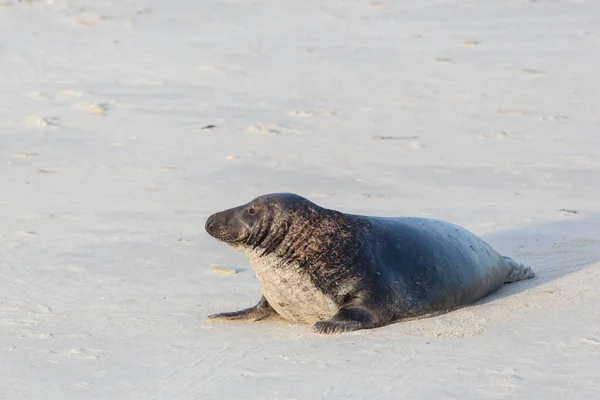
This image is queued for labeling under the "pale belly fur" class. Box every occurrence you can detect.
[247,251,339,324]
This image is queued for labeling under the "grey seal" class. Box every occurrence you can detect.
[205,193,535,334]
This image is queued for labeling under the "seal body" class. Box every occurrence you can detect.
[205,193,535,334]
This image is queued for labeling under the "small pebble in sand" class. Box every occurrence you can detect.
[90,102,110,116]
[559,208,578,215]
[211,266,238,275]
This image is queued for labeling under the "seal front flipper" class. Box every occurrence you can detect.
[207,296,276,322]
[312,304,387,335]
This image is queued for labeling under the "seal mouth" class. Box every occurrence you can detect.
[205,214,249,244]
[211,231,249,244]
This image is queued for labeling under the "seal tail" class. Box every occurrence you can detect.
[503,256,536,283]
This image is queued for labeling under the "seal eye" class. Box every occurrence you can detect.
[248,206,257,215]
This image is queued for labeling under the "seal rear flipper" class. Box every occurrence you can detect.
[207,296,276,322]
[502,256,536,283]
[312,305,387,335]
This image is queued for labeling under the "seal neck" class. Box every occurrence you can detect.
[255,209,343,265]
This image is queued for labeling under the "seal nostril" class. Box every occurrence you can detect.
[205,215,216,232]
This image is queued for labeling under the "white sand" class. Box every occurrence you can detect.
[2,0,600,398]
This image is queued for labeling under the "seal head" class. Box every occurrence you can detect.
[205,193,310,248]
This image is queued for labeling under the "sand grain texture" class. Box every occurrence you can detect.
[1,0,600,398]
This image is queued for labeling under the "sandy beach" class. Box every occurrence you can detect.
[1,0,599,398]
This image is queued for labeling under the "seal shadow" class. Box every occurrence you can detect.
[475,214,600,305]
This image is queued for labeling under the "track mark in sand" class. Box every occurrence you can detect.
[288,109,336,117]
[10,152,39,159]
[2,300,54,315]
[70,382,93,390]
[540,114,569,122]
[435,57,452,63]
[136,8,153,15]
[66,9,124,28]
[89,102,110,116]
[403,312,487,340]
[581,338,600,346]
[484,368,524,389]
[478,131,514,140]
[423,321,485,340]
[2,295,54,316]
[211,266,238,275]
[58,90,84,99]
[373,135,418,141]
[308,192,335,198]
[361,193,390,199]
[64,348,105,360]
[157,166,178,172]
[373,135,422,149]
[246,123,300,136]
[461,40,480,47]
[14,330,54,339]
[558,208,578,215]
[1,319,38,328]
[521,68,546,75]
[550,237,596,249]
[11,116,61,127]
[240,369,283,378]
[2,300,56,340]
[21,213,75,221]
[40,264,86,273]
[497,109,529,117]
[15,230,37,237]
[135,7,154,15]
[26,90,83,102]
